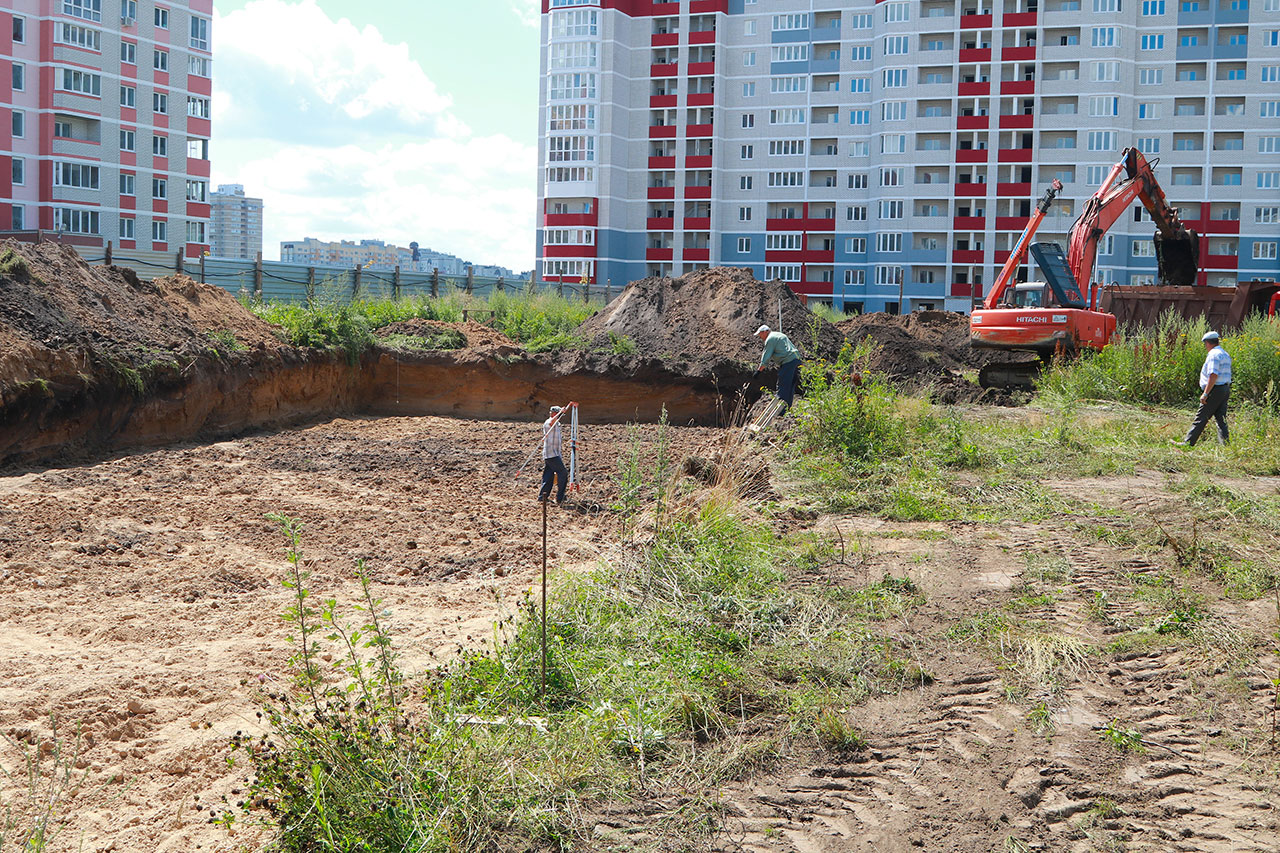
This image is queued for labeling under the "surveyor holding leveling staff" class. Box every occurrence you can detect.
[538,405,569,505]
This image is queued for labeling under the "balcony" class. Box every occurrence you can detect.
[650,63,678,78]
[1003,11,1038,26]
[684,185,712,199]
[685,155,712,168]
[954,182,989,196]
[688,29,716,45]
[766,217,836,231]
[651,1,680,14]
[996,182,1032,196]
[544,211,597,227]
[995,216,1030,231]
[648,155,675,168]
[647,186,675,199]
[651,33,678,47]
[1002,46,1036,61]
[953,249,985,263]
[689,0,727,12]
[686,123,714,137]
[765,249,835,264]
[683,248,711,261]
[1203,254,1239,269]
[960,13,993,28]
[684,216,711,230]
[999,114,1035,128]
[993,250,1013,263]
[958,81,990,96]
[649,94,677,108]
[958,48,992,62]
[957,115,990,129]
[648,125,677,138]
[687,61,715,76]
[544,244,597,258]
[646,216,675,230]
[954,215,986,229]
[951,282,977,298]
[956,148,988,163]
[687,92,714,107]
[1000,80,1035,95]
[646,247,674,261]
[997,148,1033,162]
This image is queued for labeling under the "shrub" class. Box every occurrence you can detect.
[789,341,907,468]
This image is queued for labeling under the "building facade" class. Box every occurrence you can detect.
[279,237,517,277]
[209,183,262,260]
[1,0,213,257]
[536,0,1280,312]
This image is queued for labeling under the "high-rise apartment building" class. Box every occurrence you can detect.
[537,0,1280,312]
[210,183,263,260]
[279,237,518,277]
[1,0,212,257]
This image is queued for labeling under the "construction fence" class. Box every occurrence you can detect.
[74,246,621,305]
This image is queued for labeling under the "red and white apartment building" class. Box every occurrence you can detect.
[1,0,212,257]
[537,0,1280,311]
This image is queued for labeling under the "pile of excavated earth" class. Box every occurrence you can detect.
[0,244,1011,465]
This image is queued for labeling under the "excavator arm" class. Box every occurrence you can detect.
[1067,147,1198,289]
[982,179,1063,310]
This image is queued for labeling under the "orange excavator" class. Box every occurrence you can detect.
[971,148,1198,388]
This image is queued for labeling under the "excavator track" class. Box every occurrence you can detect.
[978,360,1043,391]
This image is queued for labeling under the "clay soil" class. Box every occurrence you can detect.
[0,414,719,853]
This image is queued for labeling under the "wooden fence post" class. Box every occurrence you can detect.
[253,251,263,299]
[393,265,401,300]
[353,264,362,299]
[105,241,113,266]
[465,266,474,295]
[527,270,536,296]
[497,276,504,293]
[174,249,184,274]
[307,266,316,307]
[431,267,439,298]
[199,253,206,284]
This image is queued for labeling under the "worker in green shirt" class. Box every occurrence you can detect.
[755,324,802,411]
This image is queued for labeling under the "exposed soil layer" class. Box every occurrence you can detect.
[0,415,719,853]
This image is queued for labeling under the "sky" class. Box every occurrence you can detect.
[209,0,541,270]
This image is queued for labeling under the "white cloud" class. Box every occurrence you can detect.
[211,0,536,271]
[510,0,541,28]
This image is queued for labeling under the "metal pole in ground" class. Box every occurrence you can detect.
[541,496,548,699]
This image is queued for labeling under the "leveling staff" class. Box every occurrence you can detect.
[755,325,802,412]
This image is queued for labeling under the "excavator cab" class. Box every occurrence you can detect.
[1003,283,1046,308]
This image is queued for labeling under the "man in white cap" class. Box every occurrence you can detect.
[755,324,803,411]
[539,405,569,504]
[1182,330,1232,446]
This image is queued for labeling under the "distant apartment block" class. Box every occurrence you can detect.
[536,0,1280,312]
[279,237,517,278]
[209,183,262,260]
[1,0,214,256]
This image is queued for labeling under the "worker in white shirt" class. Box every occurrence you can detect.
[538,405,569,504]
[1182,331,1232,446]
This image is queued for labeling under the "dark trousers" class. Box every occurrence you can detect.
[539,455,568,502]
[1185,384,1230,446]
[777,359,802,409]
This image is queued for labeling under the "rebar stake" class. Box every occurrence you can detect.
[541,496,548,699]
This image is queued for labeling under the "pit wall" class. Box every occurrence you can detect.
[0,348,737,467]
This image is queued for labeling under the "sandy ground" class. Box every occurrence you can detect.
[0,415,717,853]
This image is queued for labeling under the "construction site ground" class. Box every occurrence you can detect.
[1,405,1278,852]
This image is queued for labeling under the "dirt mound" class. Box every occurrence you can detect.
[577,268,845,381]
[374,319,519,352]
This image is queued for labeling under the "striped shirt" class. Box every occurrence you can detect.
[1200,345,1232,389]
[542,418,563,459]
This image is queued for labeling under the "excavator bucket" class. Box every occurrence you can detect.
[1155,229,1199,287]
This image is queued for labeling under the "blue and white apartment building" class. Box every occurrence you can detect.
[537,0,1280,312]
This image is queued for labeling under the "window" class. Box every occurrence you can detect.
[153,135,168,156]
[189,56,212,77]
[769,140,804,155]
[1090,96,1119,116]
[851,174,868,189]
[186,180,207,202]
[924,39,946,51]
[769,76,807,93]
[56,208,100,234]
[738,207,751,221]
[771,13,809,30]
[153,92,168,114]
[1262,102,1280,118]
[740,176,753,190]
[850,109,870,125]
[548,42,596,69]
[1093,0,1121,9]
[1137,137,1160,153]
[120,173,136,195]
[742,82,755,97]
[122,0,137,18]
[121,42,136,64]
[1142,0,1165,12]
[876,233,903,253]
[884,35,909,55]
[743,51,756,67]
[880,167,904,187]
[547,135,594,162]
[120,130,135,151]
[847,205,867,221]
[548,73,596,100]
[1141,34,1164,49]
[884,2,909,21]
[54,120,71,138]
[742,113,755,128]
[1259,172,1280,189]
[53,161,99,188]
[154,7,169,28]
[56,22,101,50]
[1254,242,1279,260]
[1088,131,1116,151]
[1086,165,1108,184]
[851,141,870,156]
[1256,206,1280,224]
[62,0,102,23]
[767,171,802,187]
[153,50,168,72]
[1181,34,1199,47]
[849,77,869,93]
[1138,102,1160,119]
[187,138,210,160]
[764,265,800,282]
[547,104,595,131]
[152,220,167,243]
[11,158,23,185]
[883,68,908,88]
[879,200,905,220]
[153,177,167,199]
[769,108,804,124]
[850,13,872,28]
[875,265,904,286]
[1139,67,1164,85]
[766,234,803,250]
[1261,136,1280,153]
[11,63,23,91]
[1091,27,1117,47]
[187,222,207,244]
[882,101,908,121]
[844,269,866,286]
[191,16,211,50]
[1094,61,1120,82]
[550,9,597,37]
[741,144,754,159]
[58,68,102,96]
[12,16,24,42]
[850,45,872,61]
[743,20,755,35]
[120,85,136,107]
[845,237,867,253]
[11,206,23,230]
[1225,67,1246,80]
[770,45,808,62]
[737,237,751,253]
[881,135,906,154]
